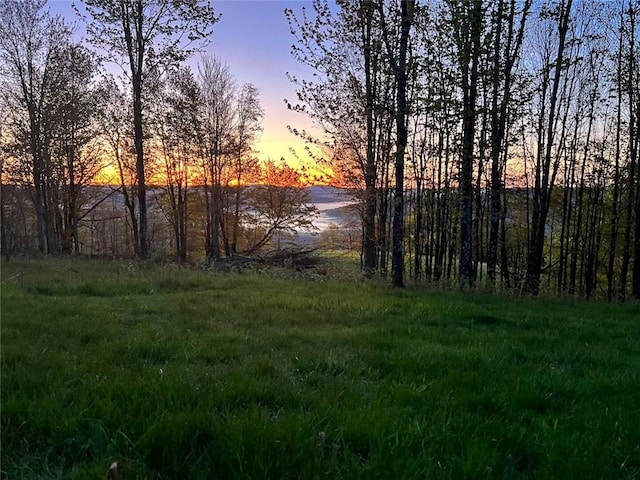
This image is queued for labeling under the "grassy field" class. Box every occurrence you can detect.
[1,258,639,479]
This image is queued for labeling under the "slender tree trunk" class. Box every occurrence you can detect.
[487,0,504,285]
[608,7,626,300]
[115,152,139,256]
[525,0,572,295]
[387,0,413,288]
[123,0,149,260]
[133,76,147,259]
[454,0,483,289]
[569,105,595,295]
[488,0,530,287]
[632,8,640,298]
[378,179,389,276]
[0,181,9,261]
[232,149,243,254]
[33,176,47,254]
[362,7,377,278]
[414,178,423,281]
[500,173,510,287]
[474,106,487,283]
[27,106,47,255]
[620,2,637,300]
[585,169,604,299]
[212,176,221,260]
[632,98,640,298]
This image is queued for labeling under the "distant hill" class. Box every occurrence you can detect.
[76,185,358,233]
[306,186,358,231]
[306,186,355,205]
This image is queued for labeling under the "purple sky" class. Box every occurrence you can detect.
[48,0,320,171]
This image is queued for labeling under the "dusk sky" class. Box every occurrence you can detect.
[48,0,321,172]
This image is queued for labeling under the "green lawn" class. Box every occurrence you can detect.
[1,258,639,479]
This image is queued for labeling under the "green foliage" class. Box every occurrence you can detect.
[81,0,219,68]
[1,258,639,479]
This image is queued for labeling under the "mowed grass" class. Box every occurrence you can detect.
[1,258,639,479]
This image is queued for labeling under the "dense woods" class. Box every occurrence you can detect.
[1,0,639,300]
[287,0,640,300]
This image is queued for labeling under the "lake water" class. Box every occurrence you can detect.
[313,200,355,230]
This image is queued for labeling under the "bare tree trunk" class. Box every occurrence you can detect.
[632,6,640,298]
[632,100,640,298]
[620,1,637,300]
[569,98,595,295]
[0,181,9,261]
[488,0,530,286]
[500,172,510,287]
[585,167,604,299]
[125,0,149,260]
[378,0,413,288]
[525,0,573,295]
[378,179,390,276]
[362,7,377,278]
[451,0,483,289]
[608,6,626,301]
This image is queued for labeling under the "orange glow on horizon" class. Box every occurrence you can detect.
[90,142,334,187]
[254,137,334,186]
[94,163,120,186]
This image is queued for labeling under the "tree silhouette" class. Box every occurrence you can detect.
[79,0,218,259]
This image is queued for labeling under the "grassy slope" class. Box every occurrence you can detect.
[1,258,639,479]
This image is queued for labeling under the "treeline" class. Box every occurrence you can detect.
[1,0,639,301]
[0,0,316,263]
[287,0,640,300]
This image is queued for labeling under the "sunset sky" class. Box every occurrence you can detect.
[49,0,324,174]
